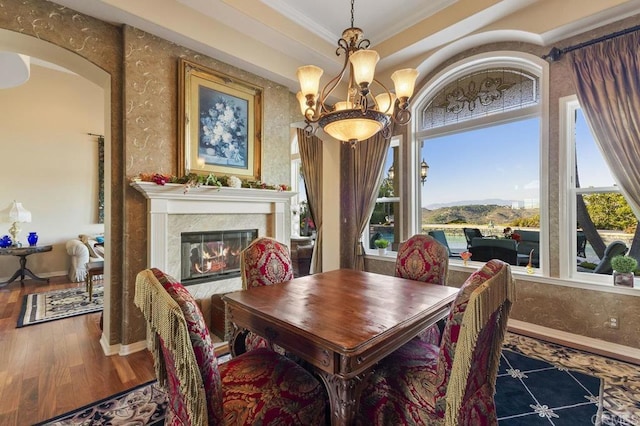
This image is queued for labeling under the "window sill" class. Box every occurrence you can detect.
[449,261,639,296]
[365,254,639,296]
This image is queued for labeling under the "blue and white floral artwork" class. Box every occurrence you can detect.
[198,86,249,169]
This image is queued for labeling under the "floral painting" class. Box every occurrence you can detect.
[179,59,262,180]
[199,88,248,168]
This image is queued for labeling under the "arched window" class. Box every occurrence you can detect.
[412,54,545,271]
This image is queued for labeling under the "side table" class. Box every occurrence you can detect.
[0,245,53,286]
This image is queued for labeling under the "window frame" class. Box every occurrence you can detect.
[559,95,638,286]
[410,52,548,274]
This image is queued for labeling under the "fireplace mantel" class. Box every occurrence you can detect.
[131,181,294,294]
[131,181,294,203]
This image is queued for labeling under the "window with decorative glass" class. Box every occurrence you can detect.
[414,61,543,270]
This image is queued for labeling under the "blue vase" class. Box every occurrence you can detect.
[27,232,38,246]
[0,235,11,248]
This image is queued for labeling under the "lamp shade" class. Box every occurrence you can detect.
[391,68,419,99]
[297,65,323,97]
[2,201,31,223]
[319,109,390,142]
[0,52,30,89]
[349,49,379,86]
[375,93,396,115]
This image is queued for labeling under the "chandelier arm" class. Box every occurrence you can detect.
[392,107,412,126]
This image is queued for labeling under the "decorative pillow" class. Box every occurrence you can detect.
[79,234,102,258]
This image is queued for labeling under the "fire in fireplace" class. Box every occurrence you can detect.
[181,229,257,285]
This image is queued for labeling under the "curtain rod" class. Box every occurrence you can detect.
[542,23,640,62]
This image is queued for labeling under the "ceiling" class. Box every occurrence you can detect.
[44,0,640,94]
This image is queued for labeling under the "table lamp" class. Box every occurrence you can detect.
[2,201,31,247]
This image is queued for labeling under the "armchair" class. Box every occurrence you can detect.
[134,268,327,425]
[358,260,515,425]
[65,234,104,282]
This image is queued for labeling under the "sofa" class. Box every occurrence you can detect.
[65,234,104,282]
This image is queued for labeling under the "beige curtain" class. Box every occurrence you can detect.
[352,131,392,271]
[297,128,323,273]
[569,31,640,217]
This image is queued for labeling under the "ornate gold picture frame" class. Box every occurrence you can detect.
[178,59,262,180]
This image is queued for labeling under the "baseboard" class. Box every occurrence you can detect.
[508,319,640,365]
[100,333,121,356]
[99,335,148,356]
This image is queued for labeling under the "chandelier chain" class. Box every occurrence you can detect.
[350,0,355,28]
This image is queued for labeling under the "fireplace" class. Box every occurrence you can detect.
[132,181,293,299]
[181,229,257,285]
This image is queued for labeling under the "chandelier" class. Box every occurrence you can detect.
[296,0,419,146]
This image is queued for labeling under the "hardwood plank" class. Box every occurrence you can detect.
[0,275,156,424]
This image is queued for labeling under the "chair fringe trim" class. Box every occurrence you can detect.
[444,263,516,426]
[134,270,208,426]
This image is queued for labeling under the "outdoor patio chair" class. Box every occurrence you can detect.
[428,230,462,257]
[463,227,483,248]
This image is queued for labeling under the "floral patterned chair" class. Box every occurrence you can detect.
[134,268,327,426]
[358,259,515,426]
[231,236,295,354]
[395,234,450,345]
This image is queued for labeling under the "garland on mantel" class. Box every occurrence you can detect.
[132,172,290,193]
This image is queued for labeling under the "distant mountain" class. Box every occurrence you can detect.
[421,204,538,226]
[425,199,515,210]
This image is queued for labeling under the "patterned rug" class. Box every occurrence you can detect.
[33,380,166,425]
[17,284,104,327]
[500,333,640,425]
[33,333,640,425]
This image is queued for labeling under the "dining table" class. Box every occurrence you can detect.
[222,268,460,425]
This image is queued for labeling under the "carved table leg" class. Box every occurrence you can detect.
[317,370,368,426]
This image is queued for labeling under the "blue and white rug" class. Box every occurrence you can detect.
[17,284,103,327]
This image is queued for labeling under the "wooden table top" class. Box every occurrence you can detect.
[224,268,459,355]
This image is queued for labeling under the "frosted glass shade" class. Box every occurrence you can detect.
[375,93,396,114]
[297,65,323,97]
[319,109,390,142]
[349,50,379,85]
[391,68,419,99]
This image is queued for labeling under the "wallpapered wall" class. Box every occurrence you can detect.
[0,0,296,349]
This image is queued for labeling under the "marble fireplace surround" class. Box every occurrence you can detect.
[131,181,293,299]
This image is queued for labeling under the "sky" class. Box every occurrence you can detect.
[404,111,616,209]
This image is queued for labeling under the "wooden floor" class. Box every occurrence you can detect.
[0,275,156,425]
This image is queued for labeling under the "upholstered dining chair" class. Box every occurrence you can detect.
[358,259,515,426]
[395,234,450,345]
[234,236,295,354]
[134,268,327,426]
[241,236,295,289]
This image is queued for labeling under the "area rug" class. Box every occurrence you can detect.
[33,380,166,425]
[17,284,103,328]
[496,349,603,424]
[33,334,639,425]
